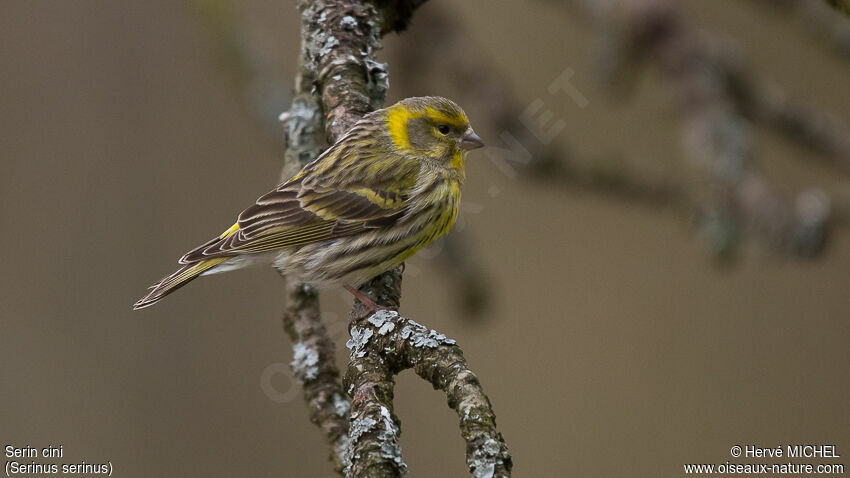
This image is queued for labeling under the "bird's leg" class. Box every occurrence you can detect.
[344,284,388,311]
[344,284,393,329]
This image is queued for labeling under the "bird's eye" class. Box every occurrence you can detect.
[437,124,450,135]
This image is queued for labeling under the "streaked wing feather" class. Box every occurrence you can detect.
[180,179,410,263]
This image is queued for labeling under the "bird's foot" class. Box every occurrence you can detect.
[344,284,395,330]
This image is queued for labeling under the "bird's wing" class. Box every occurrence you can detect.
[179,141,419,263]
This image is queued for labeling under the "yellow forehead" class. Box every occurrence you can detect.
[386,104,468,152]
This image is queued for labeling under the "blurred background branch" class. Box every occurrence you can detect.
[751,0,850,57]
[825,0,850,18]
[412,0,850,260]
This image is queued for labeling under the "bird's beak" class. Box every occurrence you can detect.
[460,130,485,151]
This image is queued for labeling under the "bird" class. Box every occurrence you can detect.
[134,96,484,311]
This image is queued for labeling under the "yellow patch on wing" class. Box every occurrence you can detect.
[350,187,405,209]
[219,222,240,239]
[386,104,469,153]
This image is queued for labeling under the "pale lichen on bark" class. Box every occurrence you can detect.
[281,280,351,473]
[297,0,388,141]
[341,272,511,477]
[279,70,324,181]
[343,305,512,477]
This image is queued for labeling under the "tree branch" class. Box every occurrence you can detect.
[342,267,406,477]
[299,0,388,141]
[405,325,512,478]
[278,67,350,474]
[280,1,511,476]
[343,271,511,478]
[282,280,351,472]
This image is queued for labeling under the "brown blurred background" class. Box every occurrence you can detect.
[1,1,848,476]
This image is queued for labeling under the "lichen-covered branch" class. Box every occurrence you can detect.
[278,66,350,474]
[344,310,514,477]
[404,325,512,477]
[294,1,511,476]
[343,285,511,478]
[341,271,512,477]
[298,0,388,142]
[280,70,326,180]
[342,268,406,477]
[275,0,426,471]
[192,0,512,473]
[297,0,428,143]
[297,5,408,472]
[282,280,350,473]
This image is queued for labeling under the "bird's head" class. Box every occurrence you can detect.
[384,96,484,167]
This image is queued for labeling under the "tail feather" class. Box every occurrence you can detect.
[133,257,229,310]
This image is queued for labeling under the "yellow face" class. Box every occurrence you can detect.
[386,97,484,162]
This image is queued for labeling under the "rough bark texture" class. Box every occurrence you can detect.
[278,1,511,477]
[282,280,351,473]
[406,328,512,477]
[279,67,350,474]
[342,269,406,477]
[280,70,325,182]
[342,270,511,478]
[298,0,388,142]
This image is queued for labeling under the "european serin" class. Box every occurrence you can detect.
[134,96,483,310]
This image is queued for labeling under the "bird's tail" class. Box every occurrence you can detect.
[133,257,228,310]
